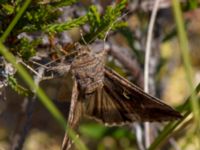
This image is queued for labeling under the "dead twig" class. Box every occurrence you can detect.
[11,68,44,150]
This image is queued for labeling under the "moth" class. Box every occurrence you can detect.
[60,43,182,150]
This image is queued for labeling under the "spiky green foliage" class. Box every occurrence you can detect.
[16,37,40,60]
[43,15,88,33]
[38,0,128,42]
[85,0,128,43]
[87,6,101,33]
[47,0,79,7]
[7,75,30,96]
[0,0,78,34]
[21,5,61,32]
[0,3,15,15]
[42,0,128,36]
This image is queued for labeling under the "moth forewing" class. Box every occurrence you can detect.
[62,80,83,150]
[103,68,182,122]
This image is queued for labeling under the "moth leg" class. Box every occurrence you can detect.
[47,64,71,75]
[62,80,82,150]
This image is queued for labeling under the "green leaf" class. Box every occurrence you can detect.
[1,4,14,14]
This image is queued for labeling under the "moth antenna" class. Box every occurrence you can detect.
[86,4,130,48]
[80,29,87,45]
[80,29,91,52]
[95,10,130,58]
[103,10,130,55]
[103,11,130,45]
[20,60,42,78]
[95,9,130,63]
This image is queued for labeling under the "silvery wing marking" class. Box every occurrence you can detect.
[69,44,182,126]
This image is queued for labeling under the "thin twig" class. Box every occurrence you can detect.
[144,0,161,148]
[11,97,35,150]
[11,68,44,150]
[133,123,145,150]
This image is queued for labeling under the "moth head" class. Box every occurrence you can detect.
[74,42,90,56]
[63,43,90,64]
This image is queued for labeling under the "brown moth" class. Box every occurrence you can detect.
[61,43,182,150]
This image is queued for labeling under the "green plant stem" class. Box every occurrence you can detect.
[148,111,190,150]
[149,83,200,150]
[172,0,200,129]
[0,0,32,43]
[0,42,88,150]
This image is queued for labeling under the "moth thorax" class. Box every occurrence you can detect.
[71,53,104,94]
